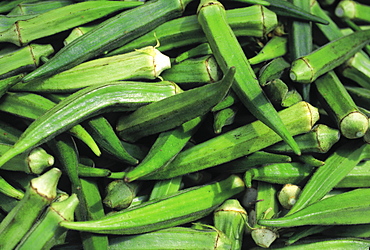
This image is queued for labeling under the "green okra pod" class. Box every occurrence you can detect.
[108,226,233,249]
[197,0,300,155]
[63,24,97,46]
[272,238,370,249]
[12,46,171,93]
[0,176,24,200]
[0,43,53,80]
[0,168,61,249]
[16,194,79,250]
[244,162,315,188]
[0,74,24,99]
[263,79,302,108]
[0,1,143,46]
[345,85,370,109]
[103,180,140,210]
[214,199,247,250]
[174,42,213,63]
[0,91,101,156]
[213,104,240,134]
[7,0,73,16]
[116,67,234,142]
[259,188,370,227]
[60,175,245,235]
[258,57,290,86]
[22,0,194,82]
[335,0,370,23]
[315,70,369,139]
[161,55,222,87]
[0,142,54,174]
[108,5,278,56]
[212,151,292,174]
[78,165,111,178]
[0,81,180,168]
[142,101,318,180]
[124,116,203,182]
[290,29,370,83]
[341,51,370,90]
[288,141,370,215]
[266,124,340,154]
[149,176,183,200]
[248,36,288,65]
[0,120,22,144]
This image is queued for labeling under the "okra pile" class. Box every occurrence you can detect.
[1,0,370,249]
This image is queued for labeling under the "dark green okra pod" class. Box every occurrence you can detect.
[22,0,194,81]
[197,0,300,155]
[60,175,245,235]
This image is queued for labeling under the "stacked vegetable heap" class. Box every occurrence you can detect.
[0,0,370,249]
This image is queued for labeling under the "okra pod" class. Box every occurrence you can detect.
[346,85,370,109]
[0,176,24,200]
[124,116,203,182]
[263,79,302,108]
[244,162,315,188]
[161,55,222,87]
[0,142,54,174]
[290,29,370,83]
[12,46,171,93]
[258,57,290,86]
[278,184,301,209]
[63,24,97,46]
[0,43,54,79]
[7,0,73,16]
[0,1,143,46]
[0,91,101,156]
[149,176,183,200]
[198,0,300,155]
[60,175,245,235]
[213,105,239,134]
[108,5,278,56]
[0,74,24,99]
[214,199,247,250]
[273,238,370,249]
[248,36,288,65]
[266,124,340,154]
[259,188,370,227]
[288,141,370,215]
[0,81,180,168]
[212,151,292,174]
[22,0,194,81]
[174,42,213,63]
[108,226,233,249]
[16,194,79,250]
[0,168,61,249]
[0,119,22,144]
[103,180,140,210]
[116,67,234,142]
[143,101,318,180]
[341,51,370,90]
[335,0,370,23]
[315,70,369,139]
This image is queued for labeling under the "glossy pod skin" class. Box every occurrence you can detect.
[22,0,194,82]
[0,81,180,168]
[60,175,245,235]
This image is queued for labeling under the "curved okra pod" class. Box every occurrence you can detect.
[142,101,319,180]
[0,1,143,46]
[335,0,370,23]
[290,29,370,83]
[0,176,24,200]
[197,0,300,155]
[287,141,370,215]
[0,168,61,249]
[108,226,232,249]
[103,180,140,210]
[0,81,180,168]
[0,43,53,80]
[258,57,290,86]
[124,116,204,182]
[315,70,369,139]
[60,175,245,235]
[16,194,79,250]
[116,67,234,142]
[174,42,213,63]
[12,46,171,93]
[22,0,194,81]
[259,188,370,227]
[108,5,278,56]
[0,74,24,99]
[213,104,239,134]
[263,79,302,108]
[248,36,288,65]
[0,91,101,156]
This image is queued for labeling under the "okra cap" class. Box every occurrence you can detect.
[27,147,55,174]
[335,0,356,19]
[30,168,61,200]
[339,111,369,139]
[290,57,314,84]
